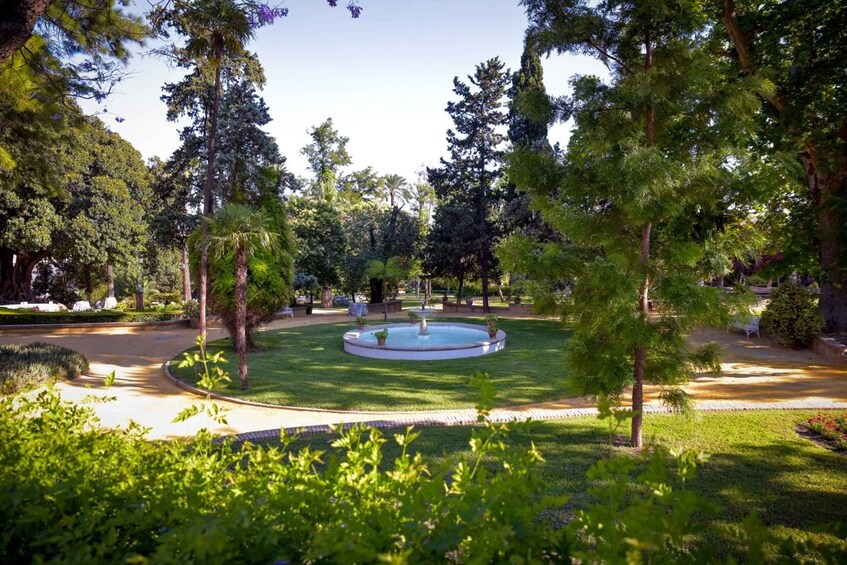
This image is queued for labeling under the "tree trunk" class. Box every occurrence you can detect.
[801,149,847,332]
[107,264,115,298]
[234,245,249,389]
[369,277,382,304]
[631,35,654,449]
[0,0,52,65]
[199,42,224,339]
[321,286,333,309]
[182,241,191,302]
[0,249,47,303]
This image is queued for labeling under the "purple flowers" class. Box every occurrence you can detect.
[252,4,289,28]
[52,113,62,120]
[327,1,363,18]
[115,117,125,123]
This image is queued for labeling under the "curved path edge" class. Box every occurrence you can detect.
[233,399,847,443]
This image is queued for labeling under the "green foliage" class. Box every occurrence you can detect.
[427,58,511,306]
[373,327,389,341]
[288,197,346,288]
[0,342,88,394]
[199,200,294,345]
[760,281,823,348]
[804,413,847,450]
[299,117,352,202]
[181,298,201,319]
[355,315,367,327]
[0,389,564,563]
[174,334,231,424]
[0,309,182,325]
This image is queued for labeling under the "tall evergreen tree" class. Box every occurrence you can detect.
[514,0,762,446]
[503,36,554,239]
[428,58,511,312]
[300,118,353,202]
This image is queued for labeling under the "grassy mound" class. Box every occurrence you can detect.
[0,342,89,394]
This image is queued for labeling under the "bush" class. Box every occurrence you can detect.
[0,343,88,394]
[804,413,847,449]
[0,309,183,325]
[181,299,200,319]
[760,281,823,348]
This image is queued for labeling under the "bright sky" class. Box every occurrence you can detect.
[85,0,605,183]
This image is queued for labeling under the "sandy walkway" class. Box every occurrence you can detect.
[2,312,846,440]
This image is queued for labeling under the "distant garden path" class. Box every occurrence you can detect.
[1,310,846,440]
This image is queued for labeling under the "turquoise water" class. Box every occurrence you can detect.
[359,325,489,348]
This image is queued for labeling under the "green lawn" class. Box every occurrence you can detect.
[170,317,571,410]
[285,410,847,560]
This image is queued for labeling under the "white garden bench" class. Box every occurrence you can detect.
[730,316,760,338]
[280,306,294,319]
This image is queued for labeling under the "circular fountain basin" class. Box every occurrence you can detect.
[343,322,506,361]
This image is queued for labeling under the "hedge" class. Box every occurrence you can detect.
[0,342,89,394]
[0,308,183,325]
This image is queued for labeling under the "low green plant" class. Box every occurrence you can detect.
[804,413,847,449]
[374,328,389,342]
[760,281,824,347]
[173,335,231,424]
[355,315,367,327]
[0,342,89,394]
[181,298,200,319]
[408,311,419,323]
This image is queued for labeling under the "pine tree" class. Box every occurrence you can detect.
[428,58,511,313]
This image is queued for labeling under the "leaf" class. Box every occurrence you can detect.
[104,370,116,387]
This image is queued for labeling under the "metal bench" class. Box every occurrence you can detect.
[280,306,294,319]
[730,316,760,338]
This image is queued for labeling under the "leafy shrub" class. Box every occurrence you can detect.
[0,310,183,325]
[181,298,200,319]
[760,281,823,347]
[149,291,181,305]
[0,385,840,562]
[805,413,847,449]
[0,343,88,394]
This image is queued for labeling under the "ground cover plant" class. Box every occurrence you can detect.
[169,317,571,410]
[286,409,847,562]
[0,342,88,394]
[804,413,847,450]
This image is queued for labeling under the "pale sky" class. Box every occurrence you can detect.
[83,0,605,183]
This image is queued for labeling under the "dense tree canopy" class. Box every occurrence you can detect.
[428,58,512,312]
[718,0,847,331]
[513,0,762,446]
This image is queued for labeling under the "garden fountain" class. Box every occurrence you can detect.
[343,303,506,361]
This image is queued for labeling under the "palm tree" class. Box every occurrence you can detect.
[208,203,277,389]
[400,181,436,224]
[382,174,406,208]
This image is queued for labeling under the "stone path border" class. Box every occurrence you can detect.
[233,398,847,443]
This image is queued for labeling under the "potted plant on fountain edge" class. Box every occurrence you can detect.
[374,328,389,346]
[485,314,498,339]
[355,316,368,330]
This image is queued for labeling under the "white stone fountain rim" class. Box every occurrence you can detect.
[343,322,505,360]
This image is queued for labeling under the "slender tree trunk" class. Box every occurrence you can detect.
[632,36,654,449]
[182,241,191,302]
[321,286,333,309]
[107,264,115,298]
[199,43,224,340]
[234,245,249,389]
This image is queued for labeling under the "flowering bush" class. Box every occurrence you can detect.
[804,413,847,449]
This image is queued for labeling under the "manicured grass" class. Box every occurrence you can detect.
[286,410,847,561]
[170,317,571,410]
